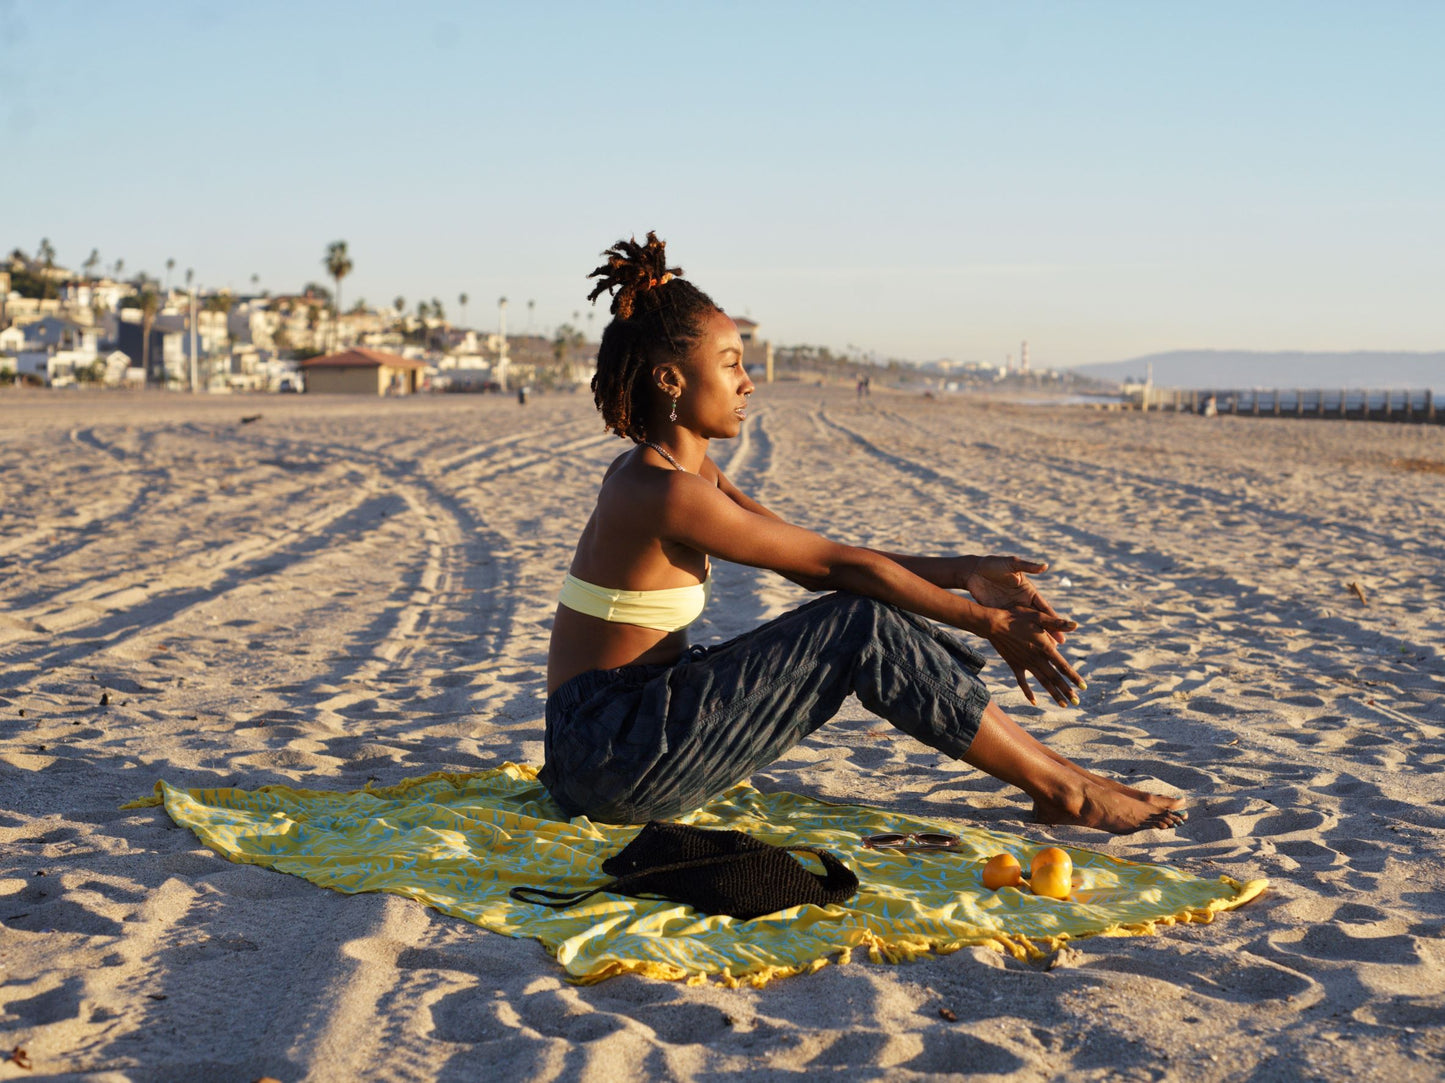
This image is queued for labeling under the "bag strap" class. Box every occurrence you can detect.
[510,849,767,909]
[509,845,853,910]
[784,846,858,896]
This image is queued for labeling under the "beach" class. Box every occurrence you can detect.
[2,385,1443,1081]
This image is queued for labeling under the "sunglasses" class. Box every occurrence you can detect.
[860,831,960,852]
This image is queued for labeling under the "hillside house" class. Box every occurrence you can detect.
[24,316,100,354]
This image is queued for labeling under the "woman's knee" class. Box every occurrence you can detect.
[815,590,900,629]
[828,591,934,641]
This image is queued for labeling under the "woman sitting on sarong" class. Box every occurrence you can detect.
[540,233,1185,834]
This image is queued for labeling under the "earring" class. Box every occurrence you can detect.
[669,394,679,423]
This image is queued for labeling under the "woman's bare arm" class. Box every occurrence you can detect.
[713,464,982,583]
[713,463,1065,641]
[671,468,1081,706]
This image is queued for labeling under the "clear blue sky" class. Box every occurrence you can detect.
[5,1,1442,367]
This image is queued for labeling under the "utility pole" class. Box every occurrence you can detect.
[189,285,199,393]
[497,296,509,391]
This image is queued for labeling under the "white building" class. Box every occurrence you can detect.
[17,348,99,385]
[59,280,127,314]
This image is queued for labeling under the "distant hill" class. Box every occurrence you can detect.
[1071,350,1445,391]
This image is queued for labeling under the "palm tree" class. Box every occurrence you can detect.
[324,240,353,351]
[552,322,586,382]
[527,298,535,334]
[139,289,160,385]
[114,258,124,281]
[165,258,175,292]
[83,249,100,280]
[37,238,56,300]
[432,297,445,322]
[250,272,260,292]
[458,292,468,328]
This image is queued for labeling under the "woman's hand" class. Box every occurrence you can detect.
[983,606,1085,709]
[965,555,1070,644]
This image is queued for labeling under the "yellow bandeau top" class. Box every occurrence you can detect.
[557,572,711,633]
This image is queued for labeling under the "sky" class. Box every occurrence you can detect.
[3,1,1442,368]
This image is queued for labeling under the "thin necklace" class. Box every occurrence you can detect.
[642,441,687,472]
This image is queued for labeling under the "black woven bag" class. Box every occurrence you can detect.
[510,821,858,920]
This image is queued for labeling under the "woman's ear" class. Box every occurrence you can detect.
[652,363,684,398]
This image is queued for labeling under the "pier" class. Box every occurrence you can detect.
[1128,387,1440,424]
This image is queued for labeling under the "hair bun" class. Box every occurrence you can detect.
[587,231,684,319]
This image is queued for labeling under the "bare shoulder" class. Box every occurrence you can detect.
[600,448,634,483]
[598,450,713,521]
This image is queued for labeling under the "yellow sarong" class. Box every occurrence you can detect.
[126,763,1266,987]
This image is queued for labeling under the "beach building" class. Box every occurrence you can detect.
[117,321,187,386]
[100,350,132,386]
[22,316,101,354]
[58,280,127,314]
[300,348,428,395]
[16,347,103,386]
[732,317,774,382]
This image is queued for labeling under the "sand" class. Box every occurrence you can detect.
[1,385,1443,1081]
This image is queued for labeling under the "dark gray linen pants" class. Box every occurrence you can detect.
[539,592,992,823]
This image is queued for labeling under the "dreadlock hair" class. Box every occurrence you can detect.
[586,231,722,442]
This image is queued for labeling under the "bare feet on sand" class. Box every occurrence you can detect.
[1032,779,1187,834]
[1034,740,1187,814]
[1068,762,1187,814]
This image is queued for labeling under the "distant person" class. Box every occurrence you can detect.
[517,386,528,405]
[541,232,1185,833]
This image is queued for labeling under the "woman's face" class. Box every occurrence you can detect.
[676,309,753,438]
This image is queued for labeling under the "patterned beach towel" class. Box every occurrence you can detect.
[126,763,1266,987]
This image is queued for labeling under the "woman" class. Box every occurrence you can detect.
[540,233,1185,834]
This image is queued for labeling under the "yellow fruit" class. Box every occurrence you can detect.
[1030,860,1072,900]
[1028,848,1073,900]
[1030,846,1071,878]
[981,853,1022,890]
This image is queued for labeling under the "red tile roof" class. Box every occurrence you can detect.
[300,348,428,370]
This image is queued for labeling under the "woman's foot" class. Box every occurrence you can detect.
[1032,781,1186,834]
[959,702,1187,834]
[1064,761,1186,814]
[1034,741,1187,814]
